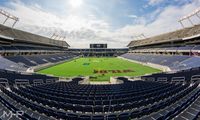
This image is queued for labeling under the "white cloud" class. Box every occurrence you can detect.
[0,0,200,48]
[0,0,120,48]
[127,15,138,19]
[119,0,200,38]
[148,0,165,6]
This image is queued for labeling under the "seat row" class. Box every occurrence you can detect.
[0,82,199,120]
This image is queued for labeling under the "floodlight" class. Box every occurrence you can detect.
[51,32,66,41]
[0,9,19,27]
[179,7,200,28]
[131,33,146,40]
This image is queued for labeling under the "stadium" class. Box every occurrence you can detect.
[0,0,200,120]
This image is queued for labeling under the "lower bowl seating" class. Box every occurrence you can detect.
[0,78,199,120]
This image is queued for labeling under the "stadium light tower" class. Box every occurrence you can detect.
[141,34,146,39]
[178,19,185,28]
[0,9,19,28]
[51,33,58,39]
[132,34,146,40]
[179,7,200,28]
[60,36,66,41]
[51,32,66,41]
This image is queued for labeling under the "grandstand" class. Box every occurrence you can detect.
[68,48,128,57]
[127,24,200,49]
[0,7,200,120]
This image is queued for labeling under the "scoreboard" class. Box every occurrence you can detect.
[90,44,107,49]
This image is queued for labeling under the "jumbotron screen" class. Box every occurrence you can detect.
[90,44,107,48]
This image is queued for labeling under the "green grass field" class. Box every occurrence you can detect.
[38,57,161,81]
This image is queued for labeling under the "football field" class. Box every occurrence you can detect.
[38,57,161,81]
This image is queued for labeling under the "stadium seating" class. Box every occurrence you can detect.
[0,69,58,86]
[5,55,38,67]
[173,95,200,120]
[68,48,128,57]
[0,77,199,120]
[0,56,27,71]
[129,45,200,53]
[121,53,200,71]
[142,67,200,83]
[4,53,77,68]
[0,11,200,120]
[0,45,66,53]
[127,24,200,48]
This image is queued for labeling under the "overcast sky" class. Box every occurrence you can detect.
[0,0,200,48]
